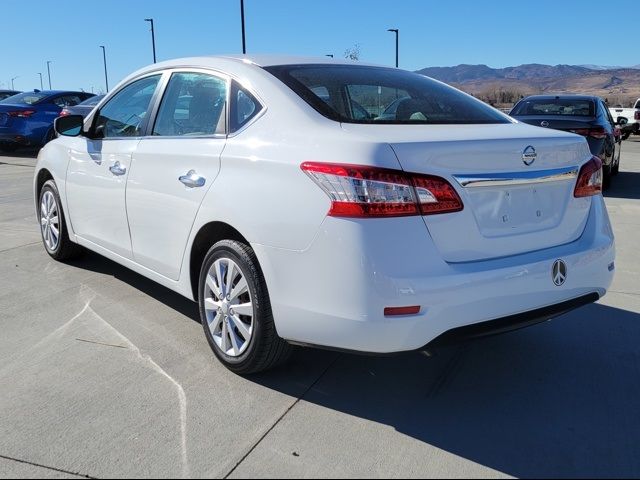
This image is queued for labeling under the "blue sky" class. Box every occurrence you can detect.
[2,0,637,93]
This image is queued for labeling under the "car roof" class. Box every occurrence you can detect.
[135,54,381,73]
[217,54,380,67]
[36,90,93,96]
[521,94,600,102]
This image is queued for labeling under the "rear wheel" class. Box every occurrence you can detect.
[198,240,291,374]
[38,180,83,260]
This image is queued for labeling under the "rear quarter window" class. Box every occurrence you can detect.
[230,81,263,133]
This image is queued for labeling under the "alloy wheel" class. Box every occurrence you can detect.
[40,190,60,251]
[203,257,254,357]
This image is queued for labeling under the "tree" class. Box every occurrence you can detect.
[344,44,361,61]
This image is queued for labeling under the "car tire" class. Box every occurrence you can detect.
[612,153,621,176]
[1,144,17,153]
[198,239,291,375]
[38,180,83,261]
[602,164,612,190]
[44,128,56,145]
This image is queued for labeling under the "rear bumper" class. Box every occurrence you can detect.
[254,195,615,353]
[428,292,599,347]
[0,133,31,146]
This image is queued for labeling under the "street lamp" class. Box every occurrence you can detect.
[240,0,246,54]
[46,61,52,89]
[37,73,43,90]
[144,18,157,63]
[387,28,399,68]
[100,46,109,92]
[11,76,19,90]
[326,54,334,58]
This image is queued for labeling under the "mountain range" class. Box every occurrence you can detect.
[416,64,640,105]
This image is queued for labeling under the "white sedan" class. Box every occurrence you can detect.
[35,55,615,374]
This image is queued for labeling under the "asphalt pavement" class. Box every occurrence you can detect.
[1,140,639,478]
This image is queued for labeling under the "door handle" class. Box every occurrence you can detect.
[179,170,206,188]
[109,161,127,176]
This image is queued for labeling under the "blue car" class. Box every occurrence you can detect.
[0,90,94,152]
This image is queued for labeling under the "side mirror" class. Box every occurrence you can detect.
[616,116,629,126]
[54,115,84,137]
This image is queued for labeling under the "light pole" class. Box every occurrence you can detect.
[144,18,157,63]
[387,28,399,68]
[46,61,52,89]
[240,0,246,54]
[37,73,43,90]
[100,46,109,92]
[11,76,19,90]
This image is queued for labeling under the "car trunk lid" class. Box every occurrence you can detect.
[341,122,593,262]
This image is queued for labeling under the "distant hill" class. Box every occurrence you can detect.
[416,64,640,107]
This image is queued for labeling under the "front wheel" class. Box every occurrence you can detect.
[38,180,83,260]
[43,128,56,145]
[198,240,291,374]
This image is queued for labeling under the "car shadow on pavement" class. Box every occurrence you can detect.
[605,171,640,200]
[65,251,640,477]
[66,250,200,323]
[254,303,640,478]
[0,148,39,159]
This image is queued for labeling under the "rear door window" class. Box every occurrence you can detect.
[153,72,228,137]
[52,95,83,108]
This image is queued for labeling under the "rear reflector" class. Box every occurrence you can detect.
[574,156,603,198]
[384,306,421,316]
[301,162,463,218]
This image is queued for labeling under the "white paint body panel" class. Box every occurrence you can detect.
[65,137,137,259]
[128,137,225,280]
[34,55,615,354]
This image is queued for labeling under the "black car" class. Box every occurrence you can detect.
[510,95,624,188]
[0,90,21,101]
[60,94,105,119]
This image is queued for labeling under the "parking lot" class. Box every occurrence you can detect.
[1,140,639,478]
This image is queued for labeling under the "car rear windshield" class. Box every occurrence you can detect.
[511,98,596,117]
[0,92,49,105]
[79,95,104,106]
[264,64,510,125]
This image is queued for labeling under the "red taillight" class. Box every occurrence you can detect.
[571,127,607,139]
[7,110,36,118]
[300,162,463,218]
[574,156,603,198]
[59,109,70,117]
[412,175,464,215]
